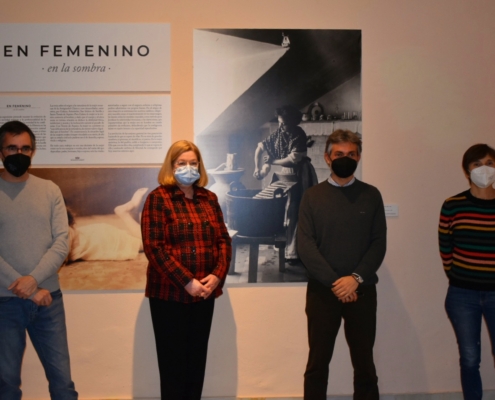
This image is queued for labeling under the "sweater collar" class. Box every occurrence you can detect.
[465,189,495,205]
[327,175,356,187]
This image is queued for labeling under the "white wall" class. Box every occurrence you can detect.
[3,0,495,398]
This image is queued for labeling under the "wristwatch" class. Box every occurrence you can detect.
[352,273,363,284]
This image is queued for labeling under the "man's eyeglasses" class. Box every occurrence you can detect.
[175,161,199,168]
[2,145,34,155]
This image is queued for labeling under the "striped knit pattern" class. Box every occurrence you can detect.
[439,190,495,291]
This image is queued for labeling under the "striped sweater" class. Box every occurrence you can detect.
[439,190,495,291]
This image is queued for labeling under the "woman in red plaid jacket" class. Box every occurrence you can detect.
[141,140,232,400]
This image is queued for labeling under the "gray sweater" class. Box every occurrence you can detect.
[297,179,387,287]
[0,174,69,296]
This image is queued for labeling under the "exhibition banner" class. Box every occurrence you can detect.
[0,95,171,165]
[0,24,170,92]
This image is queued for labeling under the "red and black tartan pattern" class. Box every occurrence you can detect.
[141,185,232,303]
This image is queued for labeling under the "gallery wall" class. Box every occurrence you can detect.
[2,0,495,398]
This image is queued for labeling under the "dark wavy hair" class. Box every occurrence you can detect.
[275,105,303,126]
[462,144,495,175]
[0,120,36,150]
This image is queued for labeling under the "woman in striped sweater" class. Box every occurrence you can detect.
[439,143,495,400]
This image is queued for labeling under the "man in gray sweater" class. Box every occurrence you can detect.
[0,121,77,399]
[297,130,386,400]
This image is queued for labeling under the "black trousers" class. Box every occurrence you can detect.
[149,297,215,400]
[304,280,379,400]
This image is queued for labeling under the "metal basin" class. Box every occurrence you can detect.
[225,189,287,237]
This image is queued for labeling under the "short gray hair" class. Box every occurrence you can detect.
[325,129,362,155]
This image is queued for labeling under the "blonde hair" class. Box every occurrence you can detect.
[158,140,209,187]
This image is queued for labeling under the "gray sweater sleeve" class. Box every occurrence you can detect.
[297,190,340,286]
[352,189,387,282]
[29,185,69,285]
[0,257,22,286]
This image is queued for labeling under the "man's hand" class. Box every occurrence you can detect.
[8,276,38,299]
[200,274,220,298]
[31,289,53,307]
[339,292,358,303]
[332,276,359,300]
[184,278,212,299]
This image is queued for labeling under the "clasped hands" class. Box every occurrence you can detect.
[185,274,220,299]
[332,276,359,303]
[8,276,53,306]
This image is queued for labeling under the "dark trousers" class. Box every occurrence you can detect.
[149,297,215,400]
[304,280,379,400]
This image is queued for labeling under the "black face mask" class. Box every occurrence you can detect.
[2,153,31,177]
[331,156,357,179]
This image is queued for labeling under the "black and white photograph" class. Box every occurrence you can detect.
[29,167,160,290]
[194,29,362,284]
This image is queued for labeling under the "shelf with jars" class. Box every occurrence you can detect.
[265,120,362,137]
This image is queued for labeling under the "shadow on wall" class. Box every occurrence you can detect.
[203,290,239,397]
[132,293,239,398]
[373,262,429,392]
[132,298,161,398]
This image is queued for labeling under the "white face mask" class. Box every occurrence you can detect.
[470,165,495,189]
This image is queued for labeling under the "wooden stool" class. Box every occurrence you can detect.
[228,232,287,283]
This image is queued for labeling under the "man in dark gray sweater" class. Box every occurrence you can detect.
[297,130,386,400]
[0,121,77,399]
